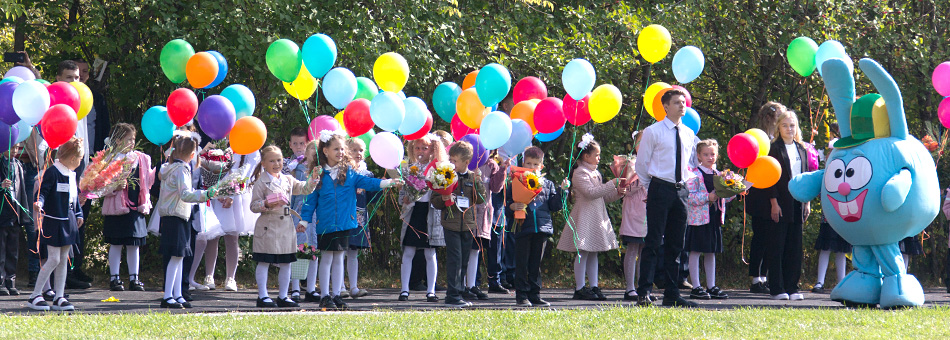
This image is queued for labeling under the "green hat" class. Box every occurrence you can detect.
[834,93,890,149]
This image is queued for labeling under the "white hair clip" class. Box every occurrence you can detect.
[173,130,202,144]
[319,129,343,143]
[578,133,595,149]
[631,131,640,141]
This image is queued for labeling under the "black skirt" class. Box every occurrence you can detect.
[103,212,148,246]
[318,230,351,251]
[813,223,852,253]
[900,236,923,255]
[622,236,645,245]
[402,202,432,248]
[684,223,723,253]
[159,216,193,257]
[253,253,297,264]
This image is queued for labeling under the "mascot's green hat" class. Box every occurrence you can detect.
[834,93,891,149]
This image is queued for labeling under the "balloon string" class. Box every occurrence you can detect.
[634,64,654,132]
[560,127,582,258]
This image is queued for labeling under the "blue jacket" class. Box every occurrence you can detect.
[300,168,382,235]
[507,178,563,237]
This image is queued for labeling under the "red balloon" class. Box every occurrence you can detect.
[41,104,79,149]
[534,97,565,134]
[342,99,373,137]
[405,112,433,140]
[513,76,547,104]
[451,114,478,141]
[563,94,591,126]
[670,85,692,107]
[48,82,80,114]
[727,133,760,169]
[167,88,199,127]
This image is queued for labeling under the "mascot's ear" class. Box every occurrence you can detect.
[858,58,908,140]
[881,169,912,212]
[789,170,824,202]
[819,59,856,139]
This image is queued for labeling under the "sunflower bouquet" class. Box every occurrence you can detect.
[713,169,748,199]
[511,166,544,225]
[425,161,459,206]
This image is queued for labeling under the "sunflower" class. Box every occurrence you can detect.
[724,179,735,186]
[409,165,419,175]
[524,172,541,191]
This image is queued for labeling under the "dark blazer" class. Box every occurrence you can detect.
[91,89,111,154]
[507,178,563,237]
[37,165,84,247]
[0,156,32,227]
[769,139,809,223]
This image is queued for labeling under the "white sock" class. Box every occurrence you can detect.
[291,278,300,292]
[759,276,767,283]
[752,277,761,284]
[424,248,437,295]
[400,246,415,293]
[586,251,599,288]
[835,252,848,282]
[346,249,359,292]
[319,252,333,297]
[466,249,480,288]
[127,246,140,279]
[108,245,123,276]
[574,252,588,290]
[624,245,642,291]
[53,247,70,299]
[816,250,831,284]
[331,251,345,296]
[189,238,208,285]
[256,262,270,298]
[165,257,183,299]
[704,253,716,288]
[172,259,183,298]
[277,263,291,298]
[688,252,702,288]
[306,258,318,293]
[31,247,61,298]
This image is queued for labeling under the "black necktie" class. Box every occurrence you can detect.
[674,125,682,183]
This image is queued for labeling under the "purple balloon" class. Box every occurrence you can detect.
[459,134,489,171]
[0,82,19,125]
[0,121,20,153]
[4,66,36,82]
[196,95,236,140]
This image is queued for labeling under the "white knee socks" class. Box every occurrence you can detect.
[189,238,208,284]
[624,244,642,291]
[127,246,140,279]
[256,262,270,298]
[586,251,599,287]
[108,245,123,276]
[32,246,69,298]
[816,250,831,284]
[277,263,291,299]
[331,251,345,297]
[346,249,360,292]
[688,252,702,288]
[466,249,480,288]
[424,248,437,294]
[224,235,240,279]
[834,252,847,282]
[574,252,587,290]
[704,253,716,288]
[165,256,184,299]
[320,251,346,297]
[306,258,318,293]
[400,246,416,292]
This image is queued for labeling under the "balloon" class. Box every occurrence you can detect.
[266,39,303,83]
[670,85,692,107]
[747,155,782,189]
[70,81,93,120]
[354,77,379,101]
[373,52,409,93]
[513,76,547,104]
[307,115,342,141]
[0,77,22,85]
[35,79,49,85]
[462,71,478,90]
[205,51,228,88]
[12,80,49,126]
[933,62,950,97]
[787,37,819,77]
[322,67,358,110]
[534,97,565,134]
[563,94,591,126]
[815,40,852,76]
[510,99,540,134]
[167,88,199,127]
[745,128,771,157]
[589,84,622,123]
[369,92,405,132]
[562,59,596,100]
[500,119,533,158]
[335,111,346,130]
[0,82,19,125]
[682,107,701,135]
[404,112,433,141]
[282,65,317,100]
[643,82,671,118]
[535,125,564,142]
[0,121,19,153]
[14,119,32,143]
[141,106,174,145]
[343,98,373,137]
[4,66,35,81]
[478,111,512,150]
[196,95,236,140]
[938,97,950,129]
[433,82,462,122]
[672,46,704,84]
[456,88,488,128]
[459,134,489,170]
[451,114,477,141]
[185,52,218,89]
[47,82,80,114]
[651,88,672,121]
[160,39,195,83]
[302,33,337,79]
[398,97,429,136]
[229,116,267,155]
[637,24,672,63]
[41,104,79,149]
[220,84,256,119]
[727,133,759,168]
[369,131,404,169]
[475,63,512,107]
[356,129,375,158]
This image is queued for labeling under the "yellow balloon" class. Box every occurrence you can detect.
[637,24,672,64]
[335,110,346,130]
[643,82,671,118]
[283,65,317,100]
[373,52,409,93]
[745,128,771,157]
[589,84,623,123]
[70,81,93,120]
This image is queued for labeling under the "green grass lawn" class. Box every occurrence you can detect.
[3,307,949,339]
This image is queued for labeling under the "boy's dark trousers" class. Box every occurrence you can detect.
[443,229,473,302]
[514,233,546,300]
[500,229,517,284]
[0,225,19,286]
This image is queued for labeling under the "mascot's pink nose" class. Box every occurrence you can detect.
[838,182,852,196]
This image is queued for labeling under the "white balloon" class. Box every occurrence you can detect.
[369,131,404,169]
[478,111,512,150]
[12,80,49,126]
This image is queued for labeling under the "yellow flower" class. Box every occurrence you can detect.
[524,172,541,191]
[725,179,735,186]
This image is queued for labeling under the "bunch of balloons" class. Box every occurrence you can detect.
[160,39,229,89]
[266,34,340,103]
[0,67,93,150]
[786,37,853,77]
[727,129,781,189]
[933,61,950,129]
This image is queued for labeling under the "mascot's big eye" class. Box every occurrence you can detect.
[824,159,846,193]
[844,157,873,189]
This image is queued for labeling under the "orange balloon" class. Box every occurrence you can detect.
[462,70,479,90]
[456,88,488,128]
[186,52,219,89]
[651,88,672,121]
[747,156,782,189]
[229,116,267,155]
[510,99,540,134]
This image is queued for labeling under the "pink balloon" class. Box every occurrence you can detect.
[934,62,950,97]
[534,97,565,134]
[671,85,692,107]
[451,114,477,141]
[513,76,547,104]
[307,115,342,141]
[727,133,759,169]
[939,97,950,129]
[563,93,591,126]
[369,132,404,169]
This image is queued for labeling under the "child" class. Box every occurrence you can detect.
[156,135,214,309]
[812,141,851,293]
[284,127,311,301]
[431,141,488,308]
[28,137,85,311]
[249,145,319,308]
[684,139,732,300]
[556,135,624,301]
[344,138,378,298]
[299,131,402,309]
[397,135,446,302]
[100,123,155,292]
[464,152,507,301]
[619,154,648,302]
[0,143,30,296]
[507,146,567,307]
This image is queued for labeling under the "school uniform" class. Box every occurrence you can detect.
[0,156,31,287]
[764,139,810,296]
[36,161,84,248]
[684,166,733,254]
[349,165,380,249]
[157,160,210,257]
[814,215,852,253]
[250,172,318,263]
[283,154,310,245]
[507,177,562,301]
[299,166,383,251]
[101,152,155,246]
[899,235,923,256]
[431,170,488,303]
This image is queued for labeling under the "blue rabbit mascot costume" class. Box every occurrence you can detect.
[789,57,940,308]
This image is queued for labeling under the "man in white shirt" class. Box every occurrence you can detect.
[634,89,698,308]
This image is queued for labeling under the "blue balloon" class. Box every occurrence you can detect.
[815,40,852,76]
[302,33,337,79]
[323,67,358,110]
[672,46,704,84]
[0,121,19,153]
[432,82,462,122]
[501,119,533,158]
[682,107,701,135]
[478,111,513,150]
[220,84,256,119]
[142,106,175,145]
[370,92,405,132]
[398,97,429,135]
[14,119,31,144]
[0,76,23,85]
[397,91,407,100]
[561,59,596,100]
[475,63,511,107]
[535,125,564,142]
[205,51,229,88]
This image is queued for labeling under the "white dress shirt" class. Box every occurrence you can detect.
[635,117,697,188]
[785,143,802,178]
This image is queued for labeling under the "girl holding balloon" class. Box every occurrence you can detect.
[745,101,785,294]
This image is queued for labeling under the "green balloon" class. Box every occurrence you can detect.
[356,129,375,158]
[354,77,379,101]
[787,37,819,77]
[266,39,303,83]
[36,79,50,85]
[160,39,195,83]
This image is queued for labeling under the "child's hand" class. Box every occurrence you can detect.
[265,200,282,209]
[391,179,404,189]
[33,202,43,214]
[473,168,482,179]
[117,180,127,190]
[309,168,322,184]
[442,194,454,202]
[1,179,11,189]
[296,222,307,233]
[77,218,84,227]
[79,196,88,206]
[560,178,571,190]
[510,202,526,211]
[708,192,719,202]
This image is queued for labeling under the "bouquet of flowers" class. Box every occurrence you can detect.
[208,164,252,198]
[400,161,430,204]
[295,243,320,260]
[79,146,137,199]
[713,169,749,199]
[291,243,320,280]
[199,141,233,190]
[609,154,637,188]
[510,166,544,225]
[425,160,459,206]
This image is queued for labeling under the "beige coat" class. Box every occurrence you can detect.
[250,173,317,255]
[557,161,623,253]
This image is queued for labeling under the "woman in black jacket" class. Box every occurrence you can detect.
[744,101,785,293]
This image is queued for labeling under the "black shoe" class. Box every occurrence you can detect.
[305,291,322,303]
[488,284,510,294]
[161,298,184,309]
[461,288,477,300]
[528,297,550,307]
[811,283,825,294]
[73,270,93,283]
[662,296,698,308]
[690,287,711,300]
[6,285,18,296]
[750,282,770,294]
[290,290,301,302]
[678,280,693,290]
[572,287,598,300]
[445,298,470,308]
[500,280,514,290]
[469,286,489,300]
[708,286,729,299]
[636,295,653,307]
[332,295,348,309]
[65,276,91,289]
[319,296,336,309]
[110,277,126,291]
[129,280,145,292]
[624,290,638,301]
[398,291,409,301]
[256,297,278,308]
[426,293,439,302]
[516,298,532,307]
[409,282,426,291]
[176,297,193,309]
[182,291,194,302]
[28,271,38,286]
[0,287,8,296]
[43,289,57,301]
[276,296,299,308]
[590,287,607,301]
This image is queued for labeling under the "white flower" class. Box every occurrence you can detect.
[319,129,343,143]
[631,130,640,141]
[578,133,595,149]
